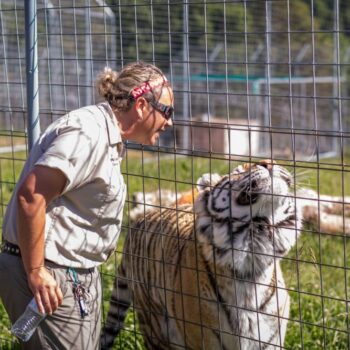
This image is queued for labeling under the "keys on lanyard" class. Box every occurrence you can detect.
[74,284,89,318]
[68,267,90,318]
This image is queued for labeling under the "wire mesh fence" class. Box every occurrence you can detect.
[1,0,350,349]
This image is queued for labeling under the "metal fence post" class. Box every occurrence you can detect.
[25,0,40,150]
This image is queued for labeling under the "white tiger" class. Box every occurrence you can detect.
[101,160,303,349]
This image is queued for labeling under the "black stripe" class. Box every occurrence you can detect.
[214,222,251,258]
[172,232,188,332]
[278,214,296,227]
[232,222,250,233]
[211,215,249,224]
[173,241,187,285]
[261,328,279,350]
[259,271,276,312]
[202,252,235,332]
[115,280,128,290]
[212,330,230,350]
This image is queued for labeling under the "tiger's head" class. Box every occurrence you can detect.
[194,160,302,273]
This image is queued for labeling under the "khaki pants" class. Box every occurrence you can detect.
[0,253,102,350]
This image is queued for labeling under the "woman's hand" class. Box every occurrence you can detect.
[27,266,63,314]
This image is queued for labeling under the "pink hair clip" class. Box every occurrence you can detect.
[130,76,168,99]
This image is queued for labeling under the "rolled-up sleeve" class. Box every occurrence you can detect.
[35,115,101,194]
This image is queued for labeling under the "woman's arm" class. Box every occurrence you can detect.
[17,165,66,314]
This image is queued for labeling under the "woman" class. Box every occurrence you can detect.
[0,61,174,349]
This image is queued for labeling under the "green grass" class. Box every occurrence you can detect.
[282,229,350,349]
[1,149,350,349]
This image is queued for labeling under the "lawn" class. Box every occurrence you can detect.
[0,149,350,349]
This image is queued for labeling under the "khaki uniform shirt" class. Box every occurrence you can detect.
[2,102,126,268]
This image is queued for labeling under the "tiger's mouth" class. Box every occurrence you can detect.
[236,177,269,205]
[236,190,260,205]
[235,168,292,206]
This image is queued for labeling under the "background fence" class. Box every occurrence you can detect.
[1,0,350,349]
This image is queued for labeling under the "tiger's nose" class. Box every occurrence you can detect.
[258,159,276,170]
[242,163,251,171]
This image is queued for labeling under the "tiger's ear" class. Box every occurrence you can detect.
[196,173,221,192]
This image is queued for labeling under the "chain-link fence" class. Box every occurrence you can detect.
[1,1,350,349]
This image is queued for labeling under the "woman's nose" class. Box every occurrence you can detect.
[166,118,173,127]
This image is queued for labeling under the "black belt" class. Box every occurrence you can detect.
[1,241,21,257]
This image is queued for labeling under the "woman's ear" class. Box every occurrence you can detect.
[134,97,147,120]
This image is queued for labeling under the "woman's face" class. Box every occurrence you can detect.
[132,86,174,145]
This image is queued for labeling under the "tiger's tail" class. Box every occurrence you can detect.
[101,264,131,349]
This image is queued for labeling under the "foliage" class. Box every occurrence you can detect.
[105,1,253,72]
[283,228,350,349]
[105,0,350,80]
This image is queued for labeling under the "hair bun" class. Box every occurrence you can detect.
[102,67,118,83]
[97,66,119,99]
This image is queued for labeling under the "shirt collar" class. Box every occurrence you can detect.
[98,102,123,147]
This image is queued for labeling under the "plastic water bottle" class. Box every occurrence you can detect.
[11,298,46,342]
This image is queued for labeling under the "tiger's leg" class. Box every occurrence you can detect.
[135,294,176,350]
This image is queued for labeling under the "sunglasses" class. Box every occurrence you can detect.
[149,100,174,120]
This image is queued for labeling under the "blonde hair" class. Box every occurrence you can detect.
[96,61,169,112]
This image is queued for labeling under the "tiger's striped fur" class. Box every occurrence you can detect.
[101,162,302,349]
